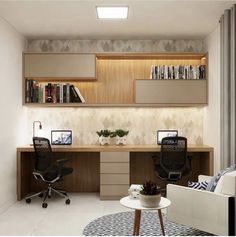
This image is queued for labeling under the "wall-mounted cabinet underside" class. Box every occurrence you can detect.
[23,53,208,107]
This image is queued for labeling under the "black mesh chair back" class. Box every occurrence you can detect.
[26,137,73,208]
[160,136,188,180]
[33,137,53,172]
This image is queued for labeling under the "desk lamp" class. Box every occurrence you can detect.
[33,121,42,138]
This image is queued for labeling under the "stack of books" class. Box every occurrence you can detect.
[150,65,206,80]
[25,80,85,103]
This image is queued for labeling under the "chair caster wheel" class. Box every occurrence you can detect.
[65,199,70,205]
[48,195,51,199]
[42,203,48,208]
[26,198,31,204]
[38,193,44,198]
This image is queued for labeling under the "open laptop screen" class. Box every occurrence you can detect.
[157,130,178,145]
[51,130,72,145]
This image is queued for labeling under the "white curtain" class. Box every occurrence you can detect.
[220,5,236,169]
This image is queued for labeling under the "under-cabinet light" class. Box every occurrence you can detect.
[96,6,128,19]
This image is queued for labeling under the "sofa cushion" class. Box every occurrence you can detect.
[221,170,236,196]
[188,181,208,190]
[206,164,236,192]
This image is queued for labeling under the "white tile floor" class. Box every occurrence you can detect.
[0,193,129,236]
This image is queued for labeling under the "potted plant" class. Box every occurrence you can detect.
[96,129,111,145]
[114,129,129,145]
[139,180,161,207]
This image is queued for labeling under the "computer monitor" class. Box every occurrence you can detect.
[157,130,178,145]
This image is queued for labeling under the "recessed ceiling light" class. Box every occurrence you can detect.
[96,6,128,19]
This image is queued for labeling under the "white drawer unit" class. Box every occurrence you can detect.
[100,152,130,200]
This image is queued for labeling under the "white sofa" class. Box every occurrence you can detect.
[167,171,236,236]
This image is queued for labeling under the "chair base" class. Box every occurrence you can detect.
[25,183,70,208]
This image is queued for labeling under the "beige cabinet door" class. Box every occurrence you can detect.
[135,79,207,104]
[24,53,96,79]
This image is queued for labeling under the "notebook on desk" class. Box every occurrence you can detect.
[157,130,178,145]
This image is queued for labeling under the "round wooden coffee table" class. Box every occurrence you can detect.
[120,196,171,236]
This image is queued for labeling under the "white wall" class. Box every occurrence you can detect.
[203,25,221,173]
[0,17,27,210]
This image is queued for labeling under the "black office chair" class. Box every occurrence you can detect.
[154,136,191,185]
[25,137,73,208]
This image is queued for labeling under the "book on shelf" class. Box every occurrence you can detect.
[25,80,86,104]
[70,85,82,103]
[74,86,85,103]
[149,64,206,80]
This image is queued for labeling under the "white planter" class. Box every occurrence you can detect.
[116,136,127,145]
[139,193,161,207]
[98,136,110,145]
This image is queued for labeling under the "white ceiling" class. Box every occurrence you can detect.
[0,0,235,39]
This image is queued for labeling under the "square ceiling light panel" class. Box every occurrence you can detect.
[96,6,128,19]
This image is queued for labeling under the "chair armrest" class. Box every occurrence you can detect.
[56,158,69,165]
[198,175,212,183]
[167,184,233,235]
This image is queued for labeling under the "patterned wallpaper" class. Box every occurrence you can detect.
[28,107,203,145]
[27,39,205,53]
[26,39,205,145]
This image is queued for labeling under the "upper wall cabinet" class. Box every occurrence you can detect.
[24,53,96,79]
[23,52,208,107]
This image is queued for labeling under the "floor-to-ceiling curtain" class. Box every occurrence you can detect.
[220,5,236,169]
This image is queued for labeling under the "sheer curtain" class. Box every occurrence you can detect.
[220,5,236,169]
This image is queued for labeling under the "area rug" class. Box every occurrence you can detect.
[83,211,213,236]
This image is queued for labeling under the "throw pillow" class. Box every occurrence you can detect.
[206,164,236,192]
[188,181,208,190]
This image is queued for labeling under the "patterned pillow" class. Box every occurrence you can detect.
[188,181,208,190]
[206,164,236,192]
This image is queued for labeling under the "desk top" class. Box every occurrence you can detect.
[17,144,213,152]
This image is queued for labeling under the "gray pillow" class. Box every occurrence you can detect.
[206,164,236,192]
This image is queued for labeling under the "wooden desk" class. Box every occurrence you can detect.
[16,144,213,200]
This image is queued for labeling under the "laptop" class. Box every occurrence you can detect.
[157,130,178,145]
[51,130,72,145]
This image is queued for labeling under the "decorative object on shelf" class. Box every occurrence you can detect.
[139,180,161,207]
[96,129,111,145]
[114,129,129,145]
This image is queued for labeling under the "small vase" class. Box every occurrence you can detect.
[99,136,110,145]
[116,136,127,145]
[139,193,161,207]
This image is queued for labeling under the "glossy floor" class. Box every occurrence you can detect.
[0,193,130,236]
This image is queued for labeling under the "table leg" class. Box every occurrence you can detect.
[157,210,165,236]
[133,209,141,236]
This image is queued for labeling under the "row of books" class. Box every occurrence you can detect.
[150,65,206,80]
[25,80,85,103]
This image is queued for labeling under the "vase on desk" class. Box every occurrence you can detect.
[116,136,127,145]
[99,136,110,145]
[114,129,129,146]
